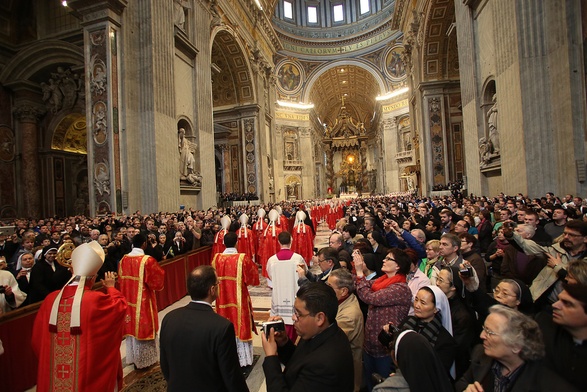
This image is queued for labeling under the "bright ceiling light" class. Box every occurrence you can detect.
[376,87,409,101]
[276,100,315,109]
[62,0,68,6]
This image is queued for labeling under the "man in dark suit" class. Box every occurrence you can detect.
[261,282,354,392]
[160,265,248,392]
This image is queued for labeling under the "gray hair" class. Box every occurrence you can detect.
[488,305,544,361]
[410,229,426,243]
[329,268,355,293]
[516,224,535,239]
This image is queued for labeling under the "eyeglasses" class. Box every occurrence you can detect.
[317,257,329,264]
[481,325,500,337]
[435,276,452,286]
[384,256,396,262]
[292,306,311,319]
[493,287,517,298]
[563,231,583,238]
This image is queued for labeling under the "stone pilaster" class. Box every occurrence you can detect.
[67,0,127,215]
[13,104,45,218]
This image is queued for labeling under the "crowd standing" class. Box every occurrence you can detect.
[0,191,586,391]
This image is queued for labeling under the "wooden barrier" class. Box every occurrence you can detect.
[0,246,212,392]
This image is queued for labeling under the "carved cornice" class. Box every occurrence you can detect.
[236,0,282,52]
[66,0,128,26]
[276,19,396,56]
[13,105,46,123]
[274,5,394,40]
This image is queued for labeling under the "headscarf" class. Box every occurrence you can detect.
[425,285,453,335]
[395,330,454,392]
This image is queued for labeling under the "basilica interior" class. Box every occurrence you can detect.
[0,0,585,218]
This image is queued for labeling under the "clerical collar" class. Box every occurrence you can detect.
[223,247,238,254]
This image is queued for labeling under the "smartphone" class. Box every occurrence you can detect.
[262,320,285,335]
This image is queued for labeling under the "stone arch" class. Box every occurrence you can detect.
[210,27,256,106]
[50,113,87,154]
[302,59,388,102]
[0,40,83,83]
[419,0,457,82]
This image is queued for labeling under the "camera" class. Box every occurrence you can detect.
[262,320,285,335]
[459,266,473,278]
[378,323,401,348]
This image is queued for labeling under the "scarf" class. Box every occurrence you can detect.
[401,314,443,347]
[371,273,406,291]
[496,239,509,250]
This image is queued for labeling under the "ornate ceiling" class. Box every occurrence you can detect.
[211,31,254,108]
[309,65,380,130]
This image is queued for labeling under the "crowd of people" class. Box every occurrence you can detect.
[1,190,587,391]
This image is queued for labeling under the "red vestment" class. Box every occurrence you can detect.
[327,207,338,230]
[253,220,268,261]
[277,215,289,232]
[236,227,256,262]
[118,253,165,339]
[258,224,282,278]
[212,229,227,256]
[32,285,127,392]
[211,252,258,341]
[291,223,315,266]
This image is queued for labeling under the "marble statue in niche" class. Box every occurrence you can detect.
[487,94,500,154]
[179,128,201,186]
[174,0,191,30]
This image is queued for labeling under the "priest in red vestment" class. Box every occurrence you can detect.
[291,210,315,266]
[253,208,268,262]
[32,241,127,392]
[258,209,282,284]
[118,233,165,369]
[275,205,290,232]
[236,213,256,262]
[211,232,259,367]
[212,215,231,256]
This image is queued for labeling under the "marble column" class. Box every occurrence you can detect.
[13,104,45,218]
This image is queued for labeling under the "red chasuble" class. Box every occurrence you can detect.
[258,224,282,278]
[291,223,315,266]
[212,229,227,256]
[211,252,259,341]
[327,207,338,230]
[253,220,268,261]
[32,285,127,392]
[118,254,165,339]
[236,227,256,262]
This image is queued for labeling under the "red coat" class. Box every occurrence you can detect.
[118,253,165,339]
[32,285,127,392]
[212,252,259,340]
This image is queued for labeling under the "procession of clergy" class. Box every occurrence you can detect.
[28,205,322,392]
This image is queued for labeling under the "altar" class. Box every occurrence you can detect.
[339,192,359,200]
